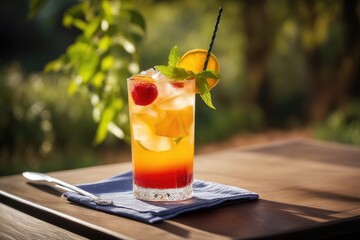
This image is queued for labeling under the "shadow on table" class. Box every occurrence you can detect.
[155,199,348,239]
[26,182,64,197]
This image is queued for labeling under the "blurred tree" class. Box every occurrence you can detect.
[297,0,360,122]
[243,0,271,122]
[240,0,359,128]
[42,0,145,144]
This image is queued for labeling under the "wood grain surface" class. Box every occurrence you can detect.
[0,203,87,240]
[0,139,359,239]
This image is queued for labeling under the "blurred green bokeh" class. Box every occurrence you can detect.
[1,0,359,176]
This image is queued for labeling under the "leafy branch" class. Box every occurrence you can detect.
[41,0,145,144]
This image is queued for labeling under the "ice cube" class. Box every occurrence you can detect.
[132,121,151,141]
[132,104,158,116]
[157,93,195,110]
[152,71,171,82]
[139,68,157,77]
[139,68,171,83]
[131,113,155,141]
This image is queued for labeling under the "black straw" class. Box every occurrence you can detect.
[203,6,223,71]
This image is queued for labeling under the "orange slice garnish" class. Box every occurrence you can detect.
[178,49,220,93]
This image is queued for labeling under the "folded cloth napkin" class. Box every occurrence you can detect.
[63,171,259,223]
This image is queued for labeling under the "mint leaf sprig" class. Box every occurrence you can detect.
[167,45,180,67]
[155,46,220,109]
[155,65,195,80]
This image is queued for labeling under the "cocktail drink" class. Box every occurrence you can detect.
[128,72,195,201]
[127,46,220,201]
[127,7,222,202]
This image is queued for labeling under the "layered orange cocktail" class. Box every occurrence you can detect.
[128,73,195,201]
[128,47,220,201]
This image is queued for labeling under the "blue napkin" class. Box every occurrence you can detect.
[63,171,259,223]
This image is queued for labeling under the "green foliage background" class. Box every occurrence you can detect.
[1,0,359,176]
[43,0,146,144]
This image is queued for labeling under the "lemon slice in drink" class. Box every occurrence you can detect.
[132,112,174,152]
[137,135,174,152]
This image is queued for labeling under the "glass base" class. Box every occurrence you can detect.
[133,183,193,201]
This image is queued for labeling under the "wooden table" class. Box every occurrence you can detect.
[1,139,360,239]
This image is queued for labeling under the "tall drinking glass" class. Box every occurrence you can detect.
[127,75,195,201]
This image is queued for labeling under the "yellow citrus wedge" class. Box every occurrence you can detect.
[178,49,220,93]
[155,106,194,138]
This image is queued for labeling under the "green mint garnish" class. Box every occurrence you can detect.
[196,76,216,109]
[155,46,220,109]
[168,45,180,67]
[155,65,195,80]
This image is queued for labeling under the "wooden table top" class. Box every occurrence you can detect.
[1,139,360,239]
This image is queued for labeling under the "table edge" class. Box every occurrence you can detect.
[0,190,132,240]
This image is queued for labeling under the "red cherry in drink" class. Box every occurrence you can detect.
[131,83,158,106]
